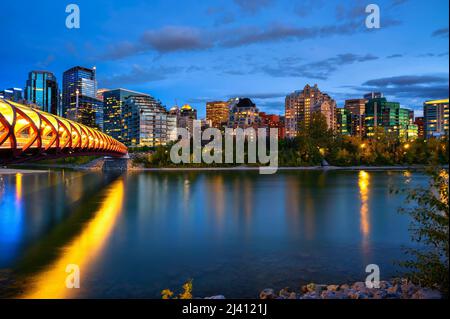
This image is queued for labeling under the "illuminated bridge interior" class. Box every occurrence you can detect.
[0,99,127,164]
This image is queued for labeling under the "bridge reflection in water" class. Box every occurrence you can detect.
[21,178,125,299]
[0,99,127,164]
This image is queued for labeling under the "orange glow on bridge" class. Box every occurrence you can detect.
[0,99,127,163]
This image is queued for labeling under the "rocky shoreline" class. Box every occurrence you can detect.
[205,279,443,300]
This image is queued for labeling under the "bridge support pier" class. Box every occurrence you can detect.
[102,155,129,172]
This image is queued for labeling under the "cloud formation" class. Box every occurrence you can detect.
[100,15,401,59]
[432,27,449,38]
[100,64,182,87]
[358,74,449,100]
[233,0,273,13]
[261,53,379,80]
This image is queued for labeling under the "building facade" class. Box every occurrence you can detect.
[259,112,286,139]
[103,88,148,142]
[285,84,336,137]
[336,108,351,136]
[24,71,59,115]
[178,104,198,135]
[122,95,171,147]
[344,98,367,137]
[62,66,102,129]
[0,88,23,102]
[228,97,260,129]
[423,99,449,138]
[414,116,425,139]
[364,97,415,139]
[206,101,229,128]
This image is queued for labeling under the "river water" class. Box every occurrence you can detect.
[0,169,425,298]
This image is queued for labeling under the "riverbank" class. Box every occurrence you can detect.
[203,279,443,299]
[0,168,48,175]
[130,165,435,172]
[3,163,445,174]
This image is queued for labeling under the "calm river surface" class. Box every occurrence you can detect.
[0,169,425,298]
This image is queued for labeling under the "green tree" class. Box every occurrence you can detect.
[398,167,449,297]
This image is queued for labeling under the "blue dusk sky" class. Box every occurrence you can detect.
[0,0,448,117]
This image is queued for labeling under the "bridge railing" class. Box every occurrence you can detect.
[0,99,128,163]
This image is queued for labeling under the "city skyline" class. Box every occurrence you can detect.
[0,0,448,118]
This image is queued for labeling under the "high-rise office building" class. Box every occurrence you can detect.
[24,71,59,115]
[62,66,103,129]
[365,97,416,139]
[122,95,171,147]
[0,88,23,102]
[228,97,260,129]
[364,92,383,100]
[423,99,449,138]
[414,116,425,139]
[344,98,367,137]
[206,101,229,128]
[336,108,351,136]
[103,88,148,142]
[178,104,198,134]
[285,84,336,137]
[96,88,110,101]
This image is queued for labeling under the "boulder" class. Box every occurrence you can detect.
[259,288,276,299]
[279,287,293,299]
[411,288,442,299]
[327,284,339,292]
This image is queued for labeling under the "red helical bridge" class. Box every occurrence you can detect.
[0,99,128,164]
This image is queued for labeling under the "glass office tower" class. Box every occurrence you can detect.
[103,89,149,142]
[62,66,103,129]
[24,71,59,115]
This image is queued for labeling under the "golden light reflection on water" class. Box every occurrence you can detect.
[21,178,124,299]
[358,171,370,237]
[15,173,22,202]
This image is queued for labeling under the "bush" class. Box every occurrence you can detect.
[398,167,449,297]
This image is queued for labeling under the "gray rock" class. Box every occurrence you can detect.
[321,290,346,299]
[288,292,298,299]
[352,282,366,291]
[279,287,293,299]
[306,283,316,292]
[387,284,400,294]
[411,288,442,299]
[349,291,369,299]
[401,282,418,297]
[379,281,391,289]
[339,284,350,291]
[315,284,328,293]
[327,284,339,292]
[259,288,276,299]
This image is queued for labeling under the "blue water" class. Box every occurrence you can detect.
[0,169,425,298]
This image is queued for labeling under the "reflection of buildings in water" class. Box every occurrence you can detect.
[64,172,85,203]
[0,173,25,263]
[21,178,125,299]
[0,176,4,199]
[210,175,225,224]
[285,176,315,239]
[358,171,371,249]
[243,177,253,220]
